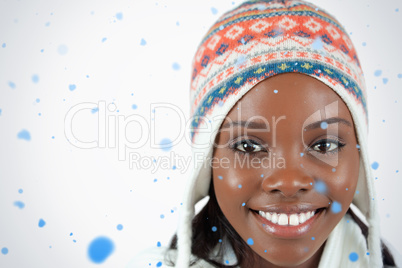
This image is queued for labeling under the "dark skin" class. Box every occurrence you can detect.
[212,73,360,267]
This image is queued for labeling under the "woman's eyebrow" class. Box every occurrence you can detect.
[304,117,352,131]
[221,120,268,129]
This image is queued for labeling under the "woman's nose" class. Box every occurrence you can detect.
[261,168,314,198]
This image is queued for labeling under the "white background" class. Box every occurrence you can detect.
[0,0,401,267]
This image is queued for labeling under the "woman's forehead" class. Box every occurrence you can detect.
[225,73,353,123]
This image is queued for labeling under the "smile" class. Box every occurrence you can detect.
[258,210,316,226]
[251,207,326,238]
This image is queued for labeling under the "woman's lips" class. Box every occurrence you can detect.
[251,208,326,239]
[259,210,316,225]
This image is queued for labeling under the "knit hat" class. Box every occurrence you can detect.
[176,0,381,266]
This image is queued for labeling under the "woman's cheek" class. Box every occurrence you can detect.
[321,164,359,214]
[213,155,259,213]
[214,168,246,202]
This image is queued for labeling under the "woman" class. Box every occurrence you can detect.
[131,0,400,267]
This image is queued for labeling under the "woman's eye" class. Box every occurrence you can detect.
[235,140,265,153]
[311,140,342,154]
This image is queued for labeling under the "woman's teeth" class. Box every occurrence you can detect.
[258,210,316,226]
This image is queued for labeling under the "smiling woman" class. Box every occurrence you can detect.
[211,73,361,267]
[130,0,400,267]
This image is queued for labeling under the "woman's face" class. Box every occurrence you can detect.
[212,73,360,267]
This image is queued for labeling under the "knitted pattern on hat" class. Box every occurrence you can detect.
[190,0,367,139]
[176,0,381,267]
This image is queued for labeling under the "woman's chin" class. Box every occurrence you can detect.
[255,247,323,268]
